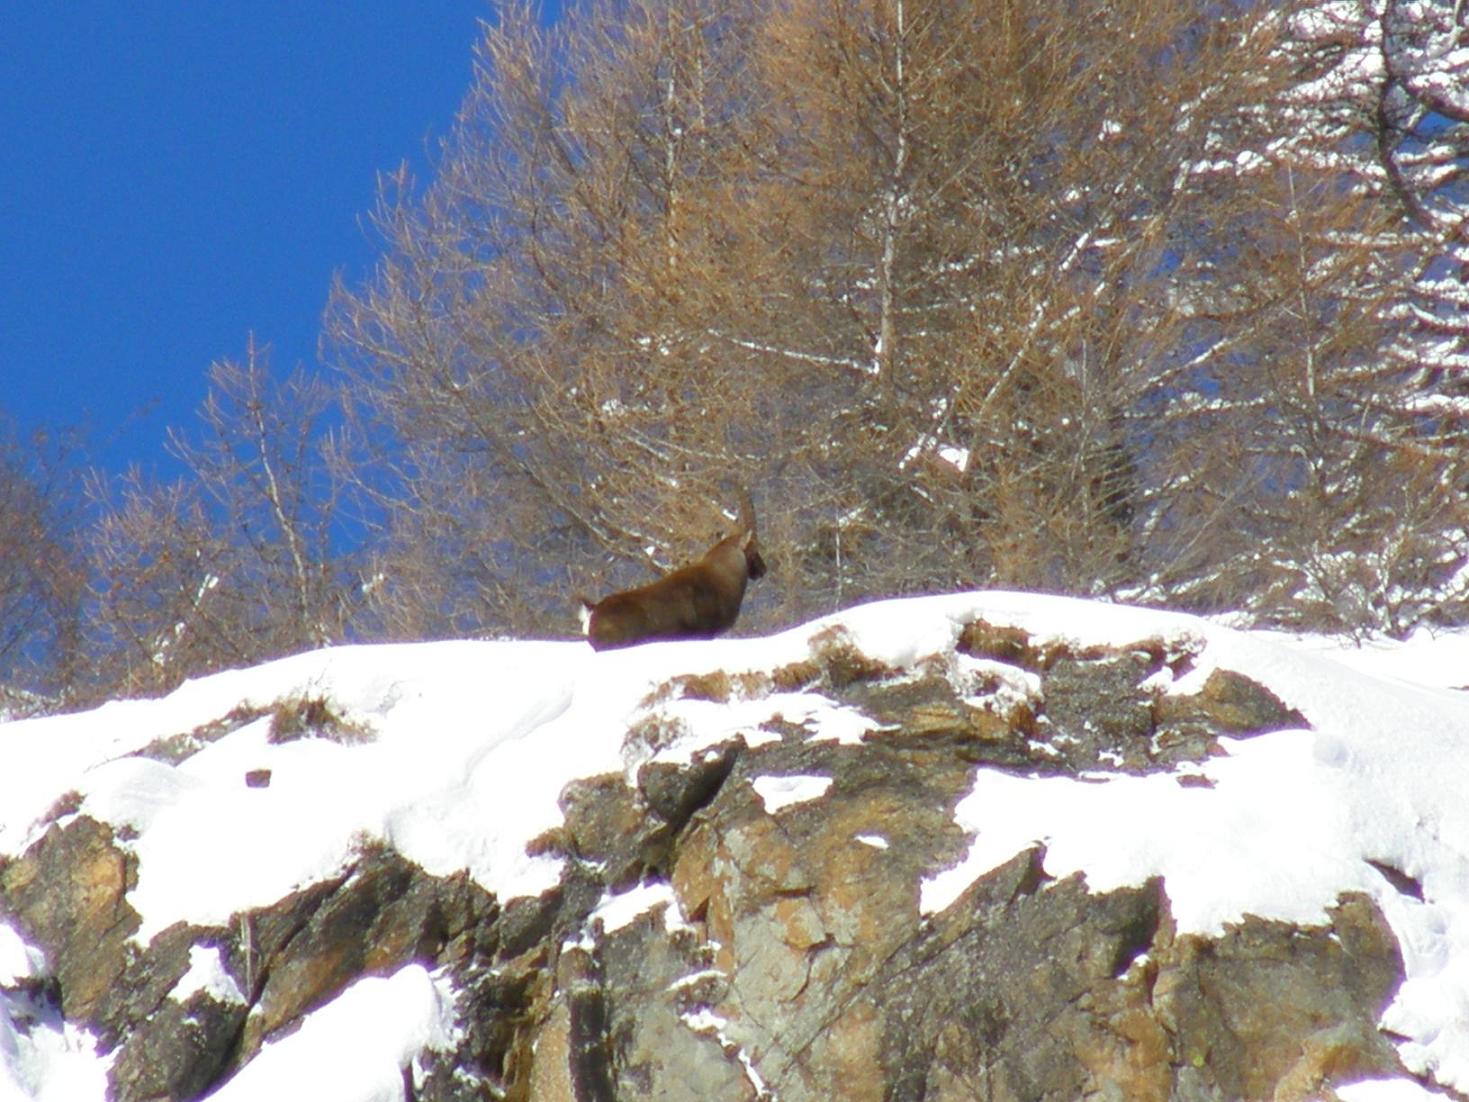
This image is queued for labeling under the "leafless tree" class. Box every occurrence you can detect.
[85,340,355,697]
[0,418,83,713]
[325,0,1469,640]
[1149,0,1469,633]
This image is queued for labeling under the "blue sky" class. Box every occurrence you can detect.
[1,4,505,476]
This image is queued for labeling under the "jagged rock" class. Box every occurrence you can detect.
[1152,892,1403,1101]
[881,850,1165,1102]
[1037,649,1159,771]
[838,666,1035,765]
[957,618,1063,669]
[0,815,140,1022]
[94,921,217,1048]
[501,620,1403,1101]
[595,906,758,1101]
[1156,667,1309,739]
[108,982,247,1102]
[556,770,668,888]
[230,846,500,1066]
[414,943,554,1102]
[638,741,741,831]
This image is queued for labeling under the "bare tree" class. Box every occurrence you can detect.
[1145,0,1469,633]
[0,418,83,713]
[325,0,1469,640]
[329,0,777,638]
[328,0,1300,631]
[86,340,354,697]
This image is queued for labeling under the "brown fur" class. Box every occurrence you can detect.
[581,493,767,650]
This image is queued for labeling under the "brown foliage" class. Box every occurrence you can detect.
[266,0,1469,644]
[327,0,1317,638]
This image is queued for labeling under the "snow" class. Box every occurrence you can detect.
[935,444,970,472]
[589,882,690,935]
[0,1007,109,1102]
[1337,1078,1454,1102]
[202,964,456,1102]
[4,590,1469,1096]
[0,927,44,989]
[0,924,110,1102]
[169,946,246,1007]
[751,774,832,813]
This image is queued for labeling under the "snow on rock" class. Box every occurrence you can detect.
[588,882,690,936]
[751,774,833,813]
[5,591,1469,1097]
[1,923,109,1102]
[0,925,45,988]
[1337,1078,1455,1102]
[169,946,246,1008]
[201,964,456,1102]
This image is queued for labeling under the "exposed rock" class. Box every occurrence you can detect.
[1157,667,1309,737]
[0,815,140,1022]
[1,831,509,1100]
[1037,649,1159,771]
[1153,892,1403,1101]
[596,906,758,1101]
[229,845,500,1068]
[108,982,247,1102]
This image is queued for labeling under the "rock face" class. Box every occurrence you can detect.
[0,618,1416,1100]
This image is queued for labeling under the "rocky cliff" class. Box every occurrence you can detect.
[1,593,1465,1101]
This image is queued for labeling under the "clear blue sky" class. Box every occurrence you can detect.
[1,4,510,476]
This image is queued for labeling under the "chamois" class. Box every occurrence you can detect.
[580,493,767,650]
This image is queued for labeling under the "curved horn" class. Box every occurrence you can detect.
[737,488,757,540]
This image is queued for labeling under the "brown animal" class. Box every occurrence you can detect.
[580,493,767,650]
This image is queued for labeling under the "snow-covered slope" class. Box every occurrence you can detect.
[3,592,1468,1100]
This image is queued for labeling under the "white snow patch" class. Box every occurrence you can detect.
[203,964,456,1102]
[667,968,725,993]
[0,924,46,987]
[1337,1078,1454,1101]
[680,1007,727,1033]
[169,945,246,1007]
[0,1006,109,1102]
[936,444,970,472]
[1,922,109,1102]
[634,691,877,774]
[752,774,832,813]
[590,882,688,935]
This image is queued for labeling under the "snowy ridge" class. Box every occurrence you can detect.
[2,591,1468,1099]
